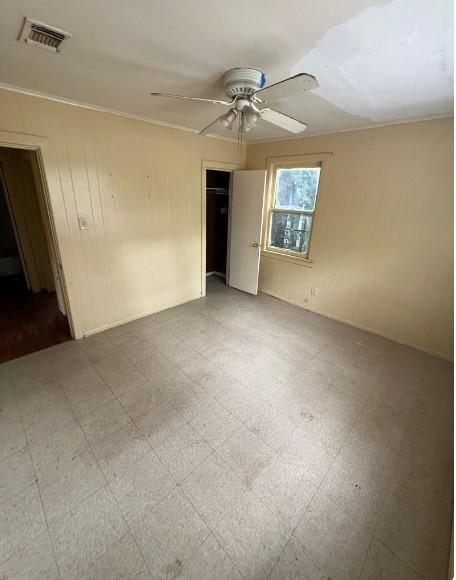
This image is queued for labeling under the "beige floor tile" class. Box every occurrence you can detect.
[336,368,375,401]
[131,487,210,578]
[316,382,367,423]
[18,380,72,430]
[80,339,123,366]
[109,450,176,526]
[80,532,151,579]
[37,446,105,524]
[10,353,56,392]
[0,529,59,580]
[163,380,213,421]
[27,414,87,478]
[135,351,176,382]
[247,401,300,450]
[269,535,327,580]
[180,353,218,381]
[0,414,27,462]
[251,456,318,529]
[0,483,47,563]
[91,422,151,481]
[240,371,281,403]
[298,407,355,452]
[49,486,127,580]
[320,454,386,533]
[213,488,291,579]
[190,400,241,448]
[150,331,183,356]
[389,442,452,509]
[181,533,242,579]
[181,331,215,354]
[279,427,337,486]
[220,357,257,383]
[94,351,134,374]
[353,398,408,453]
[196,367,238,396]
[200,344,235,366]
[0,446,35,503]
[49,347,93,382]
[375,490,451,579]
[270,375,328,419]
[369,374,417,415]
[96,364,150,398]
[360,540,423,580]
[61,367,114,417]
[119,382,164,417]
[0,279,452,580]
[156,423,213,482]
[181,453,246,530]
[79,398,133,444]
[164,342,198,366]
[217,425,277,487]
[339,427,399,487]
[294,491,370,580]
[120,384,186,448]
[213,379,265,422]
[121,340,157,364]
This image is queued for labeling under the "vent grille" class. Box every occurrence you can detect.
[19,18,71,53]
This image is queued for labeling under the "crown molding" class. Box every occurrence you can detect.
[1,82,450,148]
[0,82,240,144]
[247,115,453,145]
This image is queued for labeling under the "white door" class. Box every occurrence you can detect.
[228,170,266,295]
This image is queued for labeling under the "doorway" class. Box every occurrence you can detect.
[0,147,71,362]
[205,169,231,288]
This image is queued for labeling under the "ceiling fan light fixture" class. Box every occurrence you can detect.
[242,107,260,132]
[154,68,319,137]
[220,109,237,129]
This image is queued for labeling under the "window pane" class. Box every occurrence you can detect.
[275,167,321,211]
[269,212,312,254]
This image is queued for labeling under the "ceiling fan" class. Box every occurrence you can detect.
[150,68,318,142]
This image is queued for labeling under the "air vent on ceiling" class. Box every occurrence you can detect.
[19,18,71,53]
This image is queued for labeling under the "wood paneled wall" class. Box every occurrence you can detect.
[0,89,243,337]
[247,119,453,359]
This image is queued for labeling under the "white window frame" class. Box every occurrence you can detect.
[262,153,331,265]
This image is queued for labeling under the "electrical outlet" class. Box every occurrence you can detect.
[78,217,89,230]
[310,287,318,296]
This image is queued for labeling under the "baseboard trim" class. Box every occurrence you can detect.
[259,288,452,362]
[81,293,202,339]
[206,271,226,279]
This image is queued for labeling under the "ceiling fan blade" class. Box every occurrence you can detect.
[150,92,232,106]
[260,108,308,133]
[199,115,225,135]
[254,73,318,102]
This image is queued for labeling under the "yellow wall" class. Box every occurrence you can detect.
[247,118,453,359]
[0,87,452,358]
[0,88,243,338]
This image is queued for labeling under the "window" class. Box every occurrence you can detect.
[267,164,321,258]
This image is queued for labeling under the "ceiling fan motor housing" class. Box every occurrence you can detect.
[223,68,266,98]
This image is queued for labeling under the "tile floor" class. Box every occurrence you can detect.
[0,277,453,579]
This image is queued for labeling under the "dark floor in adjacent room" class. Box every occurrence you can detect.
[0,273,71,363]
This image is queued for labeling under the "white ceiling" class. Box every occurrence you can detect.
[0,0,453,142]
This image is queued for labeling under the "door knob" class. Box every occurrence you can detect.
[251,241,259,247]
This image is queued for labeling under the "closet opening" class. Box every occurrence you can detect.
[0,146,71,362]
[205,169,231,288]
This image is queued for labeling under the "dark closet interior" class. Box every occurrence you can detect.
[206,169,230,278]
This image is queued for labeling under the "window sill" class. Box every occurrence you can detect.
[261,249,314,267]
